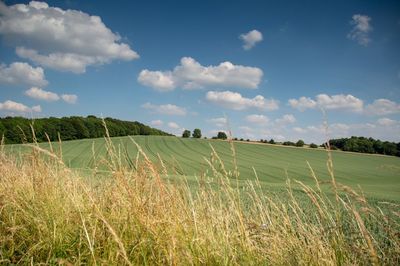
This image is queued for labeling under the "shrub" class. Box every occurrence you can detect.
[310,143,318,148]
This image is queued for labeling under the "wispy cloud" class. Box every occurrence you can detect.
[142,102,187,116]
[347,14,372,46]
[245,114,269,125]
[150,120,164,126]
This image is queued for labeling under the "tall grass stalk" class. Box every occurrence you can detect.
[0,130,399,265]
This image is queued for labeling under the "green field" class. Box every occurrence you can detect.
[5,135,400,201]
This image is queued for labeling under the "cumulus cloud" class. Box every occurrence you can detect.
[206,90,279,111]
[0,1,139,73]
[24,87,77,104]
[0,100,41,113]
[0,62,47,87]
[207,117,228,128]
[61,94,78,104]
[138,57,263,91]
[239,29,263,50]
[289,94,363,113]
[167,122,180,129]
[365,99,400,116]
[141,102,187,116]
[25,87,59,101]
[245,114,269,125]
[150,120,163,126]
[288,97,316,111]
[347,14,372,46]
[137,70,175,91]
[275,114,296,124]
[316,94,363,112]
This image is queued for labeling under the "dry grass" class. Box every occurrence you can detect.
[0,133,399,265]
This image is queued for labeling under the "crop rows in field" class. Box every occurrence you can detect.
[5,135,400,201]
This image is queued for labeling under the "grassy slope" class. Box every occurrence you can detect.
[6,135,400,201]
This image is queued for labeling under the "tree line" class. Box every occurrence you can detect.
[0,115,171,144]
[327,136,400,157]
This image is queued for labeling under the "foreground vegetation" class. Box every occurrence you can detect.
[1,131,399,264]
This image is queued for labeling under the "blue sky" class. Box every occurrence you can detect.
[0,0,399,143]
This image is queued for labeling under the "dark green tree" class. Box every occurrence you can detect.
[217,131,227,140]
[283,141,295,146]
[192,128,202,138]
[382,142,397,156]
[296,140,305,147]
[182,130,191,138]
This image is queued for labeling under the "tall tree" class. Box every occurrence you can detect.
[182,130,191,138]
[192,128,202,138]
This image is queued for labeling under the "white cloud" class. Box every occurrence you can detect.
[275,114,296,125]
[24,87,77,104]
[207,117,228,128]
[0,62,47,87]
[150,120,163,126]
[291,121,400,143]
[138,57,263,91]
[238,126,255,139]
[316,94,363,112]
[377,117,397,126]
[31,105,42,112]
[347,14,372,46]
[289,94,363,112]
[167,122,180,129]
[141,102,187,116]
[365,99,400,116]
[0,1,138,73]
[245,114,269,125]
[288,97,316,111]
[61,94,77,104]
[0,100,41,113]
[239,29,263,50]
[137,70,175,91]
[293,127,307,134]
[25,87,59,101]
[206,90,279,111]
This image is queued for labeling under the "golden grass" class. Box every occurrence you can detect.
[0,132,399,265]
